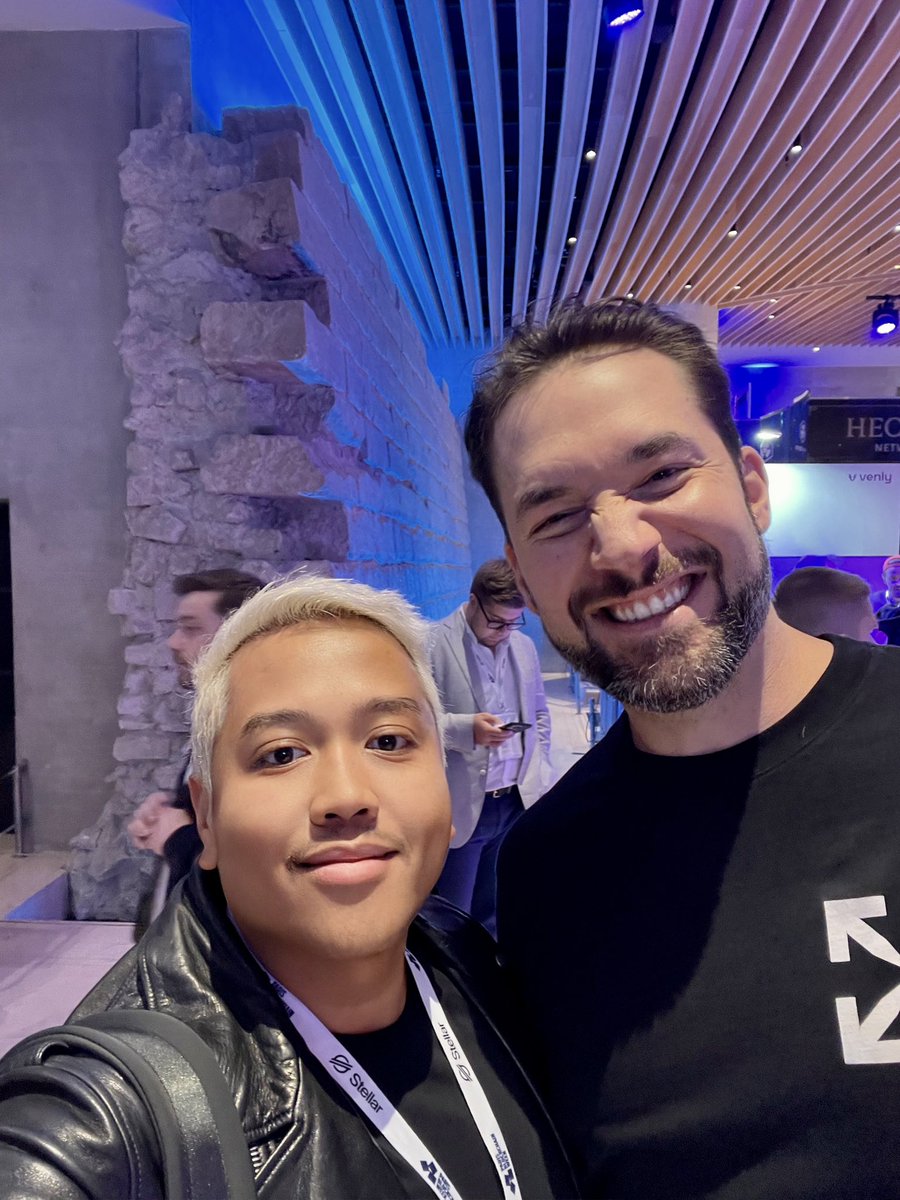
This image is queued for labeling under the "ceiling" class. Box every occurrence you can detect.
[238,0,900,353]
[10,0,894,353]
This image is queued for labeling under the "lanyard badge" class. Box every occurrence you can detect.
[267,950,522,1200]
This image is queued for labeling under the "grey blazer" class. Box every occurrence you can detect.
[428,606,553,848]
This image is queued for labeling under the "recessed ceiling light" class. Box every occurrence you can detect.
[768,314,776,320]
[893,224,900,233]
[812,346,820,352]
[566,236,577,246]
[684,281,693,289]
[788,141,803,157]
[584,149,597,162]
[727,227,738,238]
[733,284,742,291]
[625,291,635,299]
[769,298,777,304]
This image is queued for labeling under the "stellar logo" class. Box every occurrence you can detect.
[456,1064,472,1082]
[329,1053,353,1075]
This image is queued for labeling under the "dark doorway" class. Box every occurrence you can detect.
[0,504,14,832]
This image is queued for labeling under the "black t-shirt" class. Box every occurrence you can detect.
[309,960,572,1199]
[497,638,900,1200]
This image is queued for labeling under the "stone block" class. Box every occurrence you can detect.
[193,521,284,559]
[222,106,313,144]
[207,178,322,282]
[200,433,325,497]
[126,505,188,545]
[127,467,192,508]
[108,587,138,617]
[122,203,209,261]
[251,130,303,187]
[118,316,203,381]
[113,733,172,762]
[268,497,349,560]
[126,641,176,667]
[201,300,312,383]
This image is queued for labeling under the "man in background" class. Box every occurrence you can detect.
[877,554,900,646]
[429,559,552,933]
[774,566,876,641]
[128,568,261,899]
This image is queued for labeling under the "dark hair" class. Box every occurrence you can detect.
[470,559,525,608]
[774,567,871,635]
[465,297,741,525]
[173,569,263,618]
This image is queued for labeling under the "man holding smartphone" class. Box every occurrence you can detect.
[429,559,553,933]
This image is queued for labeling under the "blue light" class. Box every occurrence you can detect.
[743,362,779,370]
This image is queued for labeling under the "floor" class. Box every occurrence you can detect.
[0,672,595,1056]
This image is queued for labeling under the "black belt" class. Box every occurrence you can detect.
[485,786,517,800]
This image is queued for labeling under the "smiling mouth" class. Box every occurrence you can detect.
[604,576,692,624]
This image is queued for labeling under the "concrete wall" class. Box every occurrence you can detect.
[0,28,189,849]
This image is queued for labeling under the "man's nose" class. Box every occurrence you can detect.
[308,746,378,828]
[588,500,661,577]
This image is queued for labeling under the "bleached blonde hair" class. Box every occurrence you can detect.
[190,572,443,791]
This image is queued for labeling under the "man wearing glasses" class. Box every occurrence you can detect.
[429,559,553,933]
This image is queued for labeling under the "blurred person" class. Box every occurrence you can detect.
[877,554,900,646]
[464,297,900,1200]
[774,566,876,640]
[429,559,552,934]
[127,568,262,901]
[0,575,576,1200]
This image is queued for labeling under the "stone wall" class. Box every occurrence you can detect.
[70,99,471,919]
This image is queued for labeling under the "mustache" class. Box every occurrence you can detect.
[568,546,724,626]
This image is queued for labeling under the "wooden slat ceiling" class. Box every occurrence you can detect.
[247,0,900,350]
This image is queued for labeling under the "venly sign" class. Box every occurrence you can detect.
[765,463,900,556]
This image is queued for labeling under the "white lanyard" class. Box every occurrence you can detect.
[266,950,522,1200]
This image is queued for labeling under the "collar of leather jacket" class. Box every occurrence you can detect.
[70,867,507,1147]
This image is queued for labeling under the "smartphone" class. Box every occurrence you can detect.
[500,721,532,732]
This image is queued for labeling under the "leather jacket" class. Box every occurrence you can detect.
[0,868,576,1198]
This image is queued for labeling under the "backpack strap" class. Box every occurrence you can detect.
[29,1009,257,1199]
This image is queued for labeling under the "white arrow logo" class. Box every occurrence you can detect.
[824,896,900,1064]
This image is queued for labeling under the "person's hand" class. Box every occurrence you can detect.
[473,713,515,747]
[127,791,191,856]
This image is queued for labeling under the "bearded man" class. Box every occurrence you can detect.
[464,298,900,1200]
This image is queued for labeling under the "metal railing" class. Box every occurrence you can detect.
[0,759,31,856]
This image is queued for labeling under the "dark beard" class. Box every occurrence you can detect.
[547,537,772,714]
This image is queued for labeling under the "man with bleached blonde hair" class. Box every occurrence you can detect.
[0,574,574,1200]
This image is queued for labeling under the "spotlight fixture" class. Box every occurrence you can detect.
[733,284,742,291]
[767,314,775,320]
[566,236,578,246]
[684,281,693,289]
[812,346,820,353]
[604,1,644,29]
[868,295,899,337]
[584,149,597,162]
[727,227,738,238]
[625,291,635,299]
[755,429,782,443]
[788,139,803,157]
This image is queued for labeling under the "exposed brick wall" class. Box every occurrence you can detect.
[70,99,471,919]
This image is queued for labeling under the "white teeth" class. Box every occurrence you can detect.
[607,578,690,623]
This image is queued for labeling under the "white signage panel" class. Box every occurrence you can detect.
[765,463,900,557]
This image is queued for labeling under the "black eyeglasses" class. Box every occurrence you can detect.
[475,595,526,631]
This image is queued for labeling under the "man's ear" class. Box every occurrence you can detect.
[505,544,539,614]
[189,775,218,869]
[739,445,771,535]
